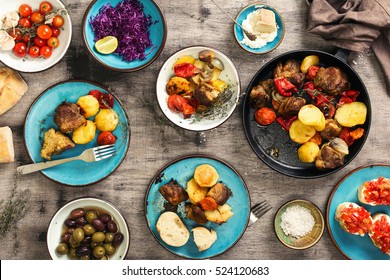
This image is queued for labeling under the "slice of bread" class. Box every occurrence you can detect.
[358,177,390,206]
[335,202,372,236]
[192,227,217,251]
[156,211,189,247]
[369,213,390,256]
[0,126,14,162]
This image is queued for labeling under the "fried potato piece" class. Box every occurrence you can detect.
[95,109,118,132]
[300,55,319,74]
[76,95,99,118]
[194,164,219,187]
[72,120,96,144]
[204,203,234,224]
[298,105,325,131]
[166,77,191,95]
[289,119,316,144]
[297,142,320,163]
[335,102,367,127]
[187,178,208,204]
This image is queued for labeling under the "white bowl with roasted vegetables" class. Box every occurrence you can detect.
[156,46,240,131]
[0,0,72,72]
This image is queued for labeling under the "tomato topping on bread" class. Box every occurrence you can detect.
[369,214,390,255]
[358,177,390,206]
[335,202,373,236]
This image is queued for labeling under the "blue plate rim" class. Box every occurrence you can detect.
[144,153,251,259]
[22,79,131,187]
[81,0,167,72]
[233,2,285,55]
[326,163,390,259]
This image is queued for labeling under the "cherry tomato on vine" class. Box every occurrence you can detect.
[13,42,27,58]
[51,27,61,37]
[19,4,32,17]
[40,46,52,59]
[22,34,31,43]
[18,17,31,28]
[28,45,40,58]
[37,25,52,40]
[47,37,59,48]
[30,11,44,24]
[39,1,53,14]
[52,15,64,28]
[9,29,22,41]
[33,37,47,47]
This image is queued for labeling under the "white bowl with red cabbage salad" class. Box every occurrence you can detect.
[82,0,166,72]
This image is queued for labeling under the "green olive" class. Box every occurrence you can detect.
[98,255,109,260]
[93,245,105,259]
[67,248,78,260]
[90,242,99,249]
[68,235,80,248]
[83,224,96,236]
[86,210,98,224]
[56,243,69,255]
[105,232,115,243]
[92,232,105,243]
[73,228,85,243]
[103,243,116,256]
[79,254,91,260]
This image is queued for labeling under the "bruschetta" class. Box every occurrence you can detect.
[369,213,390,255]
[358,177,390,206]
[335,202,373,236]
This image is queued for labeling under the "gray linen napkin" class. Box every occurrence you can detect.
[307,0,390,90]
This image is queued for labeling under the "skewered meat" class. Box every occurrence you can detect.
[320,119,342,141]
[314,67,350,95]
[278,96,306,116]
[54,102,86,134]
[159,180,189,206]
[207,182,231,206]
[274,59,305,87]
[193,83,219,106]
[185,203,207,224]
[315,138,348,169]
[249,79,273,108]
[40,128,75,160]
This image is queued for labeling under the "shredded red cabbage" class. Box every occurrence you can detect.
[90,0,153,61]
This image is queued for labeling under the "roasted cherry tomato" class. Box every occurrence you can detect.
[47,37,59,48]
[8,29,22,41]
[13,42,27,58]
[255,107,276,126]
[173,63,201,78]
[167,94,195,118]
[37,24,53,39]
[33,36,47,47]
[39,1,53,14]
[30,11,44,24]
[18,17,31,28]
[88,90,115,109]
[19,4,32,17]
[51,27,61,37]
[52,15,65,28]
[306,65,320,80]
[39,45,52,59]
[97,132,117,146]
[28,45,40,58]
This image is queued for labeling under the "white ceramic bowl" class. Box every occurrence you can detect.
[0,0,72,72]
[156,46,240,131]
[47,197,130,260]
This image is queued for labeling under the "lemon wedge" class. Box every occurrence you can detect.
[95,36,118,54]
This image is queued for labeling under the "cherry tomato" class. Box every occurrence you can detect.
[51,27,61,37]
[88,90,115,108]
[255,107,276,126]
[37,25,53,39]
[13,42,27,58]
[47,37,59,48]
[39,1,53,14]
[33,36,47,47]
[28,45,40,58]
[40,46,52,59]
[18,17,31,28]
[30,11,44,24]
[167,94,195,118]
[9,29,22,41]
[97,132,117,146]
[52,15,64,28]
[19,4,32,17]
[22,34,31,43]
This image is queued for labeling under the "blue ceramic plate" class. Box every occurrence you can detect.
[234,3,284,54]
[327,164,390,260]
[24,80,130,186]
[145,155,250,259]
[82,0,167,72]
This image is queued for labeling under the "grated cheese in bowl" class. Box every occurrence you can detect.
[280,205,315,238]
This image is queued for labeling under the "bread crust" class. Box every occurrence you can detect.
[369,213,390,256]
[0,126,14,162]
[0,67,28,116]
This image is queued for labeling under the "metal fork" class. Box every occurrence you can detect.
[16,145,116,175]
[247,200,272,227]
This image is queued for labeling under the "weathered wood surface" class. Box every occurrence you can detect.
[0,0,389,260]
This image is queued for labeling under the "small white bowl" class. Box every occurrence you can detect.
[0,0,72,72]
[47,197,130,260]
[156,46,240,131]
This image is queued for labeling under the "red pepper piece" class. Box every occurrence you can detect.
[167,94,195,118]
[276,115,298,131]
[173,63,201,78]
[337,96,353,107]
[274,77,297,97]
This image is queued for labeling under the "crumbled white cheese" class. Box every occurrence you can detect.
[280,205,315,238]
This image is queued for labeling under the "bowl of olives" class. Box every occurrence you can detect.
[47,197,130,260]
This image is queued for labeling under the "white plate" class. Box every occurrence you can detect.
[156,46,240,131]
[0,0,72,72]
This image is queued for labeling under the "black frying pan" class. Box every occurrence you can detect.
[242,50,372,178]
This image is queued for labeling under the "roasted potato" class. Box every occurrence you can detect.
[173,55,195,67]
[194,164,219,187]
[187,178,208,204]
[166,76,192,95]
[76,95,99,118]
[298,142,320,163]
[72,120,96,144]
[298,105,325,131]
[95,109,118,132]
[335,102,367,127]
[211,79,228,92]
[289,119,316,144]
[204,203,234,224]
[300,55,319,74]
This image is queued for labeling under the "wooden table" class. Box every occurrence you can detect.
[0,0,388,260]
